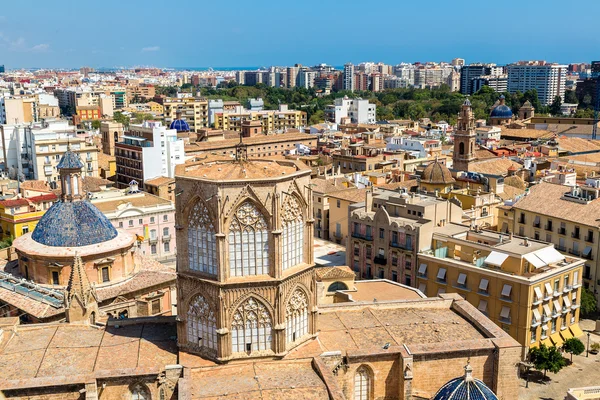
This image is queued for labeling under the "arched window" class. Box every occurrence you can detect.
[187,295,217,351]
[282,196,304,270]
[228,202,269,276]
[328,281,348,292]
[130,383,150,400]
[231,297,272,353]
[188,201,217,275]
[286,289,309,345]
[354,366,372,400]
[459,142,465,155]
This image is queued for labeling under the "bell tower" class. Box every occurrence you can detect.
[57,143,85,202]
[453,99,476,172]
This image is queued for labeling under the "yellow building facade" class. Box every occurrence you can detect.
[417,227,584,356]
[0,194,57,239]
[163,97,208,132]
[214,107,307,133]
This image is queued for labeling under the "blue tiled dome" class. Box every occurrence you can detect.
[490,105,513,119]
[31,201,118,247]
[56,150,83,169]
[432,364,498,400]
[169,118,190,132]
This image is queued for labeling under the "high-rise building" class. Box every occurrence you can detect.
[507,61,567,105]
[472,75,508,93]
[343,63,355,91]
[163,97,208,132]
[460,64,498,95]
[452,58,465,67]
[0,65,5,73]
[326,97,376,124]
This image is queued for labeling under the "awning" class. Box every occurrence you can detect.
[563,296,571,308]
[500,306,511,319]
[540,337,553,347]
[524,253,547,269]
[478,299,488,312]
[561,329,574,341]
[543,304,552,317]
[485,251,509,267]
[479,278,489,291]
[550,332,563,347]
[553,300,561,313]
[418,283,427,294]
[437,268,447,281]
[501,284,512,297]
[534,247,565,265]
[583,246,592,258]
[457,273,467,286]
[534,287,543,301]
[570,324,584,338]
[544,283,553,296]
[418,263,427,275]
[532,309,541,323]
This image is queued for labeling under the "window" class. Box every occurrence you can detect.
[130,383,150,400]
[501,284,512,300]
[418,263,427,277]
[286,289,309,345]
[436,268,447,283]
[336,223,341,237]
[188,200,217,275]
[282,196,304,271]
[151,244,157,254]
[119,221,124,228]
[101,267,109,282]
[531,328,537,343]
[551,318,557,333]
[139,218,143,225]
[228,202,269,277]
[354,366,372,400]
[457,273,467,287]
[187,294,217,352]
[150,229,157,240]
[51,271,59,285]
[164,241,170,253]
[150,216,155,223]
[152,299,161,315]
[231,297,272,353]
[379,228,384,239]
[328,281,348,292]
[163,227,169,236]
[163,214,168,222]
[479,278,489,294]
[129,220,134,227]
[337,199,341,208]
[22,226,29,235]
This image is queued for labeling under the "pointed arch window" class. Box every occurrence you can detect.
[231,297,272,353]
[282,196,304,271]
[187,294,217,351]
[354,366,372,400]
[188,201,217,275]
[228,202,269,276]
[286,289,309,345]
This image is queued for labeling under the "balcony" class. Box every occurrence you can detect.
[390,241,413,251]
[373,256,387,266]
[562,307,569,315]
[352,232,373,241]
[556,245,567,252]
[518,217,526,224]
[162,234,171,242]
[586,235,594,243]
[573,280,582,289]
[543,315,551,323]
[563,285,573,293]
[149,237,158,244]
[531,320,541,328]
[554,290,562,298]
[571,303,580,310]
[569,248,580,256]
[572,231,580,240]
[533,221,541,228]
[558,228,566,235]
[545,224,553,232]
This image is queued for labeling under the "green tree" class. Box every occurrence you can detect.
[564,90,578,104]
[308,109,325,125]
[522,89,542,113]
[113,111,130,128]
[0,236,13,249]
[91,120,102,130]
[529,344,566,377]
[549,96,562,116]
[581,287,597,318]
[562,338,585,362]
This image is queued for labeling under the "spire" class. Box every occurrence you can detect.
[65,253,98,324]
[67,253,93,305]
[463,360,474,382]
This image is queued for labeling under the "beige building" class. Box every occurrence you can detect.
[33,136,99,182]
[417,226,584,354]
[163,97,209,132]
[100,121,124,156]
[500,179,600,305]
[214,105,307,133]
[312,177,355,241]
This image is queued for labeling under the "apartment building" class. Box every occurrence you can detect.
[507,61,567,105]
[312,177,355,241]
[115,121,185,189]
[417,226,584,354]
[163,97,209,132]
[347,190,463,286]
[326,97,376,125]
[0,193,57,238]
[499,180,600,305]
[460,64,503,95]
[0,94,59,124]
[127,84,156,101]
[386,136,442,158]
[343,63,355,91]
[213,105,307,133]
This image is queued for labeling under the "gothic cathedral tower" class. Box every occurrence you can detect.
[453,99,476,172]
[174,157,317,363]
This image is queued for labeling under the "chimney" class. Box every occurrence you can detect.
[523,237,530,247]
[365,188,373,212]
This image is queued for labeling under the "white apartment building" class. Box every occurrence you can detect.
[327,97,376,124]
[386,137,441,158]
[343,63,355,91]
[115,121,185,189]
[507,62,567,105]
[475,126,502,147]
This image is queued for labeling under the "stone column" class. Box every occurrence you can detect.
[215,233,226,281]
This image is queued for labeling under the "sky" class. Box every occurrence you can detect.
[1,0,599,69]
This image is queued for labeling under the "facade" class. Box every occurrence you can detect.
[100,120,124,156]
[144,176,176,202]
[343,62,355,91]
[507,61,568,105]
[417,226,584,354]
[453,99,477,172]
[460,64,502,95]
[163,97,209,132]
[312,177,355,241]
[347,190,463,286]
[327,96,377,124]
[175,156,316,362]
[500,180,600,305]
[386,136,442,158]
[472,74,508,93]
[0,193,57,239]
[115,121,185,189]
[213,105,307,133]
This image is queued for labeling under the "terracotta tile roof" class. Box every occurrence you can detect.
[0,198,29,207]
[20,180,52,192]
[511,181,600,227]
[92,192,171,213]
[376,180,419,191]
[500,128,554,140]
[97,152,115,170]
[555,137,600,153]
[185,133,315,153]
[315,266,355,280]
[180,159,307,180]
[327,188,370,203]
[310,177,354,194]
[468,158,522,176]
[503,175,527,190]
[28,193,58,203]
[96,270,176,302]
[144,176,175,187]
[0,286,64,319]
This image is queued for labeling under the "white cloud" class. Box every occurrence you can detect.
[0,33,50,52]
[141,46,160,52]
[31,43,49,52]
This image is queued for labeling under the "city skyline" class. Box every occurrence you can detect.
[1,0,599,68]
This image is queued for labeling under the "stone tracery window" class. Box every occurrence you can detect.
[188,200,217,275]
[286,288,308,345]
[130,383,150,400]
[231,297,272,353]
[228,202,269,277]
[282,196,304,271]
[354,366,372,400]
[187,294,217,351]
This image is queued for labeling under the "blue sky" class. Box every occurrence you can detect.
[1,0,599,69]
